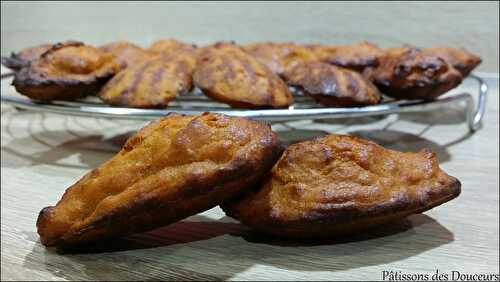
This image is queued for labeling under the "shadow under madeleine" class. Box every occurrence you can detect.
[22,213,453,281]
[52,215,249,254]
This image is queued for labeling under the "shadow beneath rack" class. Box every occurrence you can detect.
[398,104,467,126]
[1,130,134,169]
[1,101,472,169]
[1,101,143,169]
[315,115,388,125]
[22,214,453,280]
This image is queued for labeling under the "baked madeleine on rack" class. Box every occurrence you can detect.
[149,39,197,55]
[371,47,463,100]
[12,41,119,101]
[149,38,198,74]
[193,42,293,108]
[424,47,481,77]
[244,42,318,76]
[99,54,194,108]
[309,41,383,72]
[1,43,53,71]
[284,62,381,107]
[100,41,153,69]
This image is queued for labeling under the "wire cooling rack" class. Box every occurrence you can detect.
[0,73,488,132]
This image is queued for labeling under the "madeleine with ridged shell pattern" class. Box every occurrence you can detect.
[222,134,461,239]
[284,62,381,107]
[37,113,282,247]
[12,41,119,101]
[193,42,293,108]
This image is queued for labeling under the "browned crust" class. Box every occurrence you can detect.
[308,42,383,72]
[98,55,193,108]
[221,134,461,239]
[1,43,53,71]
[424,47,482,77]
[193,42,293,109]
[243,42,318,76]
[284,62,381,107]
[12,41,119,101]
[99,41,153,69]
[149,39,197,54]
[37,113,282,246]
[38,169,266,246]
[223,179,460,239]
[372,47,463,100]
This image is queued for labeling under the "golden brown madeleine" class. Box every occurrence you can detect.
[99,54,193,108]
[12,41,119,101]
[37,113,282,247]
[372,47,463,100]
[309,41,383,72]
[222,134,460,239]
[193,42,293,108]
[360,66,377,81]
[161,48,198,79]
[424,47,481,77]
[284,62,381,107]
[149,38,197,54]
[1,43,52,71]
[243,42,318,76]
[99,41,153,69]
[149,39,198,77]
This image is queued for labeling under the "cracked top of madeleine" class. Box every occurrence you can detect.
[222,134,460,239]
[244,42,318,76]
[424,46,481,77]
[372,47,463,100]
[100,41,153,69]
[13,41,120,101]
[309,41,383,72]
[284,61,381,107]
[193,42,293,108]
[37,113,282,246]
[2,43,53,70]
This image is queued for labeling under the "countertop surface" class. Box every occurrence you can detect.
[1,72,499,281]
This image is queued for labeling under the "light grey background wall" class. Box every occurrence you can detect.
[1,1,498,72]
